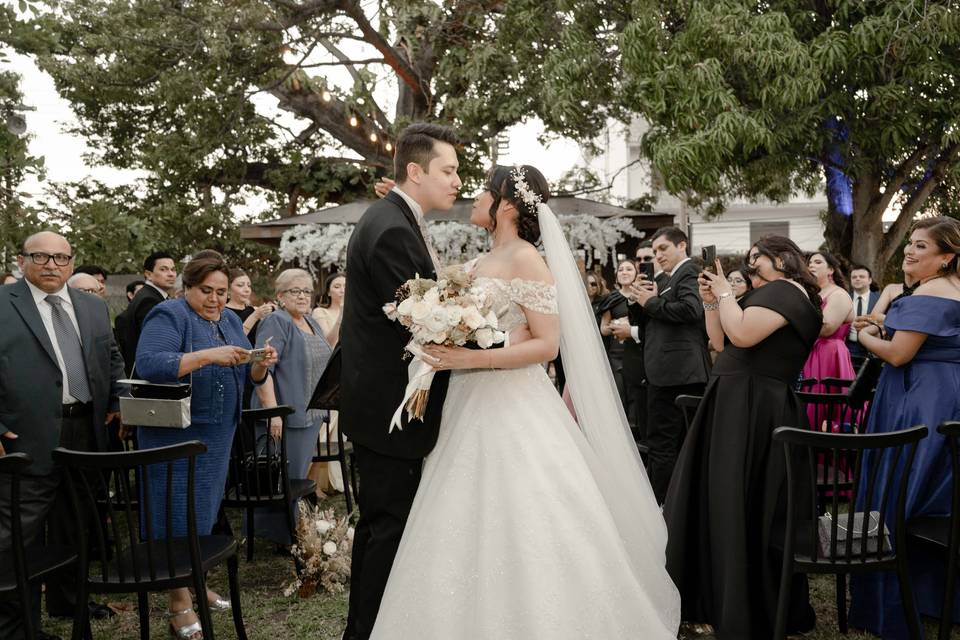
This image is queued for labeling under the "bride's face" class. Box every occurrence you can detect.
[470,187,513,230]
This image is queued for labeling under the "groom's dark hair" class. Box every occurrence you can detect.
[394,123,461,184]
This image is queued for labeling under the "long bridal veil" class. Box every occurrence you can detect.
[538,203,681,630]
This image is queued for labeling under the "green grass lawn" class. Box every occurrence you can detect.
[38,496,960,639]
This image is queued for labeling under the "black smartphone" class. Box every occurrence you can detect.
[639,261,656,281]
[701,245,717,273]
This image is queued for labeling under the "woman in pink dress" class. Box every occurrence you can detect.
[802,251,856,427]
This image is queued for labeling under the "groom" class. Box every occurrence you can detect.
[340,123,462,640]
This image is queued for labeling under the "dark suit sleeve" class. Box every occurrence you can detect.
[369,224,428,339]
[133,295,160,333]
[642,267,704,324]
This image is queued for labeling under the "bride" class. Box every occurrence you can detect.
[369,165,680,639]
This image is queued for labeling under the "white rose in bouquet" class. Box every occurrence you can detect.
[484,310,499,329]
[423,287,441,306]
[382,303,398,320]
[425,307,450,334]
[397,297,416,316]
[445,305,463,325]
[475,327,495,349]
[322,541,338,556]
[462,305,486,330]
[411,300,431,323]
[315,520,333,535]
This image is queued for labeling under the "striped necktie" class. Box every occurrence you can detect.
[45,295,92,403]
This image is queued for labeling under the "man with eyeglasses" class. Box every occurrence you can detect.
[68,273,106,299]
[0,231,125,639]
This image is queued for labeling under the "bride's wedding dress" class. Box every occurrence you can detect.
[369,275,680,639]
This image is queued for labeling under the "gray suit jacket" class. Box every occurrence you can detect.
[0,279,125,475]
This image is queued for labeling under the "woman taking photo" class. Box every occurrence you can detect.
[599,258,639,411]
[136,251,277,640]
[664,236,821,639]
[251,268,334,541]
[848,216,960,640]
[802,251,855,394]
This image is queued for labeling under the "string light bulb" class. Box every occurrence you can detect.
[321,90,331,102]
[385,142,393,152]
[349,115,358,127]
[369,132,378,142]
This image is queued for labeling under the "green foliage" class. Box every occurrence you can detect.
[545,0,960,274]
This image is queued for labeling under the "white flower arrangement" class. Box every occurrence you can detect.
[278,215,639,270]
[283,505,354,598]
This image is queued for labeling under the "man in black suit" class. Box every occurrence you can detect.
[629,227,711,503]
[0,231,125,639]
[846,264,880,360]
[116,251,176,375]
[340,123,463,640]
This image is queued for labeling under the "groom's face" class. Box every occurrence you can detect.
[417,141,461,212]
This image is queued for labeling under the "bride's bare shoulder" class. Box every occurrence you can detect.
[510,243,554,285]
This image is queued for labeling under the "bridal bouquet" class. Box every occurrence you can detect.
[383,265,505,430]
[284,505,354,598]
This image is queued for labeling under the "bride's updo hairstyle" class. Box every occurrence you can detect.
[485,164,550,244]
[749,235,822,309]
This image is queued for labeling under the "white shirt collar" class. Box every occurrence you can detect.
[665,256,692,277]
[145,280,169,299]
[25,278,71,307]
[392,186,425,223]
[853,289,869,299]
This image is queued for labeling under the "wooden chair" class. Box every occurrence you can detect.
[905,421,960,640]
[222,406,316,563]
[772,425,926,640]
[53,441,247,640]
[0,453,79,640]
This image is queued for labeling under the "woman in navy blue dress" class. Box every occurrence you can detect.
[136,251,277,640]
[849,216,960,640]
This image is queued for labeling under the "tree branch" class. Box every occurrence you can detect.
[866,143,933,225]
[317,38,393,130]
[880,142,960,260]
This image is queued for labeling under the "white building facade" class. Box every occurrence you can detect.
[585,118,827,255]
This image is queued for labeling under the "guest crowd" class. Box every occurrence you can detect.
[0,212,958,640]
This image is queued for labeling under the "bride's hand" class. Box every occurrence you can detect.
[421,344,478,371]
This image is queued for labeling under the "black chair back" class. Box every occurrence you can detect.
[224,405,296,505]
[818,377,855,394]
[934,421,960,640]
[52,441,207,589]
[674,394,702,433]
[0,453,36,638]
[772,425,926,639]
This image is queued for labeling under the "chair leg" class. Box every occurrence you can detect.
[227,553,247,640]
[896,551,923,640]
[340,453,353,514]
[836,573,848,634]
[194,574,215,640]
[137,591,150,640]
[245,507,255,562]
[773,558,794,640]
[939,559,958,640]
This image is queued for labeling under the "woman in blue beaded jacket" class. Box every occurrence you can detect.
[136,250,276,640]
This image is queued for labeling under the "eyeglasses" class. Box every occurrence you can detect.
[76,287,100,294]
[282,288,313,298]
[587,281,599,287]
[727,277,746,285]
[21,252,73,266]
[637,256,654,262]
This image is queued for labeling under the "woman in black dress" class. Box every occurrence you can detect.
[599,259,638,411]
[663,236,822,639]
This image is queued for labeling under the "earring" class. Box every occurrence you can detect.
[942,262,949,270]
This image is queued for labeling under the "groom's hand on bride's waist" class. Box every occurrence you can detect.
[461,325,529,350]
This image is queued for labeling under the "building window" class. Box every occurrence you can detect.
[750,221,790,244]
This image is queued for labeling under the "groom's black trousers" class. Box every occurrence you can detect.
[345,443,424,640]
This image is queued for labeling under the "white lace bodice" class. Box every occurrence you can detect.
[474,277,558,333]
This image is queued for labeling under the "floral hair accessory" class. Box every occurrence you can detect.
[510,165,542,210]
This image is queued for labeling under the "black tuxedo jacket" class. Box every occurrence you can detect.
[117,283,164,375]
[849,290,880,315]
[339,191,451,459]
[0,279,125,475]
[641,260,711,387]
[624,293,649,383]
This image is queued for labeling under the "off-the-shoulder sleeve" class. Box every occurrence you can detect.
[886,296,960,337]
[509,278,558,315]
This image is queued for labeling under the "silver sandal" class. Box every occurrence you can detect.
[165,608,203,640]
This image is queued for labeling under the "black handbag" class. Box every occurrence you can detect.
[241,434,283,496]
[848,354,883,406]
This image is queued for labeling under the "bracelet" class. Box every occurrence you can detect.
[702,301,719,311]
[718,292,734,301]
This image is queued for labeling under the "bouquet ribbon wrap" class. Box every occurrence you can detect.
[389,342,436,433]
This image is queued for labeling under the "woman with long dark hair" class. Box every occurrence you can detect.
[599,259,639,413]
[802,251,855,399]
[664,235,822,639]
